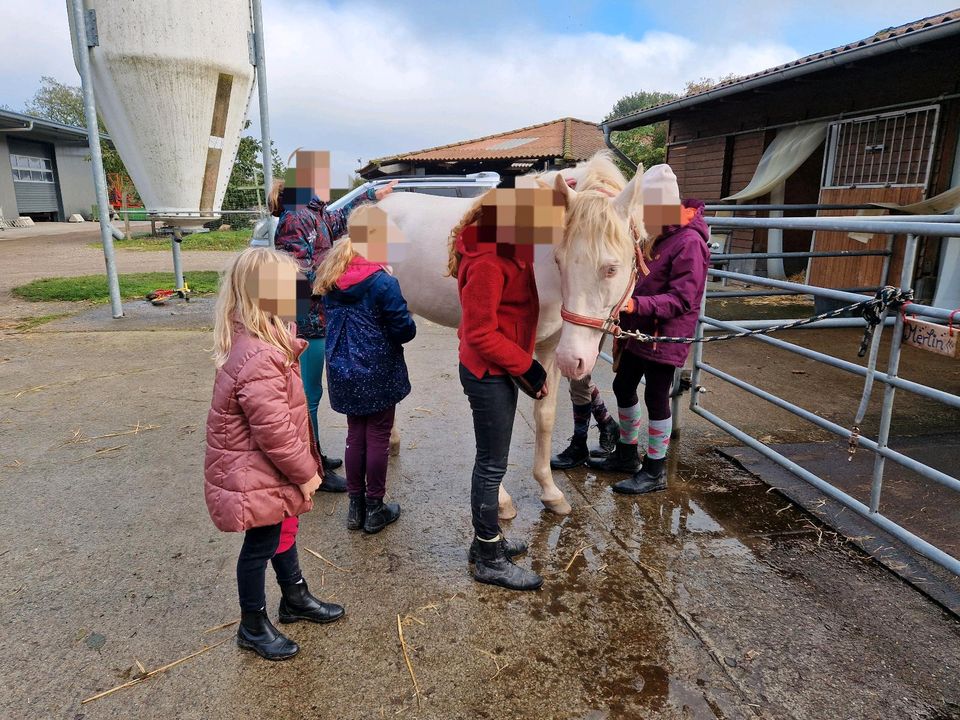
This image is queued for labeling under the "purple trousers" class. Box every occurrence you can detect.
[345,405,396,499]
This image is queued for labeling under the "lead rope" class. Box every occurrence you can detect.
[609,286,914,458]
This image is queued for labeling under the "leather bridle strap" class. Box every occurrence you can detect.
[560,240,645,338]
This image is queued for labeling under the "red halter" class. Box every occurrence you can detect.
[559,214,648,338]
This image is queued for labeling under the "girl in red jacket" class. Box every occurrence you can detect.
[205,247,344,661]
[450,192,551,592]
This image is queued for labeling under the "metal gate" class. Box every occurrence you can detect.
[692,212,960,576]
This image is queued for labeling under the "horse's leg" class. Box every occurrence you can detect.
[532,335,571,515]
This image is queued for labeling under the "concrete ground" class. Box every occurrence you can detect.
[1,225,958,719]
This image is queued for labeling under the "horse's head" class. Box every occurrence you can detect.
[554,155,646,379]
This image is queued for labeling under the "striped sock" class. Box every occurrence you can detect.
[589,386,612,425]
[617,403,642,445]
[646,417,673,459]
[572,402,591,439]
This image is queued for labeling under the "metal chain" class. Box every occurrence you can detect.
[616,286,914,344]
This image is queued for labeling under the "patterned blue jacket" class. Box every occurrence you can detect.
[274,187,378,339]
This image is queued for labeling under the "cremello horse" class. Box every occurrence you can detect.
[379,151,645,518]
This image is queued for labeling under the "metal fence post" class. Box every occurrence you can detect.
[689,288,709,412]
[868,233,918,513]
[250,0,273,248]
[70,0,123,318]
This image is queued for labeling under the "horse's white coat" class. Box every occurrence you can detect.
[376,155,640,516]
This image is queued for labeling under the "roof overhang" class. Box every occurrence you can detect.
[603,17,960,132]
[0,110,107,143]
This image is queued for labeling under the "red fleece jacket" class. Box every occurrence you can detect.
[456,228,539,378]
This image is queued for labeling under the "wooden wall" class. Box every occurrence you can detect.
[808,186,924,289]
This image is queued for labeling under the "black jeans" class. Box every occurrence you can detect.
[460,364,518,541]
[236,522,303,612]
[612,351,675,421]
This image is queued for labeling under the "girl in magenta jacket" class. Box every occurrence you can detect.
[588,165,710,495]
[204,247,344,661]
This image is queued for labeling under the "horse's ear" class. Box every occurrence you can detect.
[612,163,644,219]
[553,172,577,205]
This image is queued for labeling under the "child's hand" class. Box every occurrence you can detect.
[620,297,636,315]
[375,180,398,201]
[299,473,322,501]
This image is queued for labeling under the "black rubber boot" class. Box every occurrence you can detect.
[472,537,542,591]
[347,495,365,531]
[236,609,299,661]
[587,440,641,473]
[363,498,400,534]
[316,442,343,471]
[278,580,345,624]
[317,468,347,493]
[550,435,589,470]
[613,456,668,495]
[322,454,343,471]
[468,534,528,563]
[590,416,619,458]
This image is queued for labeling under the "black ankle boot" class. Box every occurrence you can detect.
[237,609,299,661]
[316,442,343,472]
[363,498,400,534]
[472,537,542,591]
[347,495,365,531]
[590,416,619,458]
[468,533,527,563]
[613,455,667,495]
[550,435,589,470]
[587,440,641,473]
[278,580,345,624]
[317,468,347,493]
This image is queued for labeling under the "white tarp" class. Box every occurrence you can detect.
[723,122,829,201]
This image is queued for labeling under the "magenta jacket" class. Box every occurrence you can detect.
[620,199,710,367]
[204,322,320,532]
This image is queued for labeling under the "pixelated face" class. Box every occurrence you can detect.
[246,261,298,321]
[281,150,331,211]
[469,187,565,262]
[348,205,407,263]
[643,185,682,239]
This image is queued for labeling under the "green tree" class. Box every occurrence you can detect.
[221,125,285,227]
[604,90,679,175]
[684,74,739,96]
[23,76,131,195]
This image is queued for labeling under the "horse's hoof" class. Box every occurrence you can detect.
[498,498,518,521]
[541,496,572,516]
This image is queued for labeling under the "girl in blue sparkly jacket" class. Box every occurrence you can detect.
[313,221,416,536]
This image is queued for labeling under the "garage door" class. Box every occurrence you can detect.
[8,139,59,216]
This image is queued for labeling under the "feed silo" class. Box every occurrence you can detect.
[68,0,256,225]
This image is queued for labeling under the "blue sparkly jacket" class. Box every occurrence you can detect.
[323,270,416,416]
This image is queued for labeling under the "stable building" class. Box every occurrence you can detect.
[0,109,98,223]
[602,10,960,308]
[358,117,607,186]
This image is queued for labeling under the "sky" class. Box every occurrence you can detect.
[0,0,956,186]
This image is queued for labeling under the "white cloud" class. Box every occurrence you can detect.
[257,3,798,184]
[1,0,799,186]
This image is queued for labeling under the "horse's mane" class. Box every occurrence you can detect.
[546,151,637,265]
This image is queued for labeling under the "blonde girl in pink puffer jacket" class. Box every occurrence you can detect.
[205,247,344,661]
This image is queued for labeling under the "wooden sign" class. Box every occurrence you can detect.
[902,316,958,358]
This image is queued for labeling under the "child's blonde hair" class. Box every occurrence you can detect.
[314,203,386,295]
[212,247,300,367]
[313,238,357,296]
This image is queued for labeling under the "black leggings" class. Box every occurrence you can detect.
[459,364,518,540]
[236,522,303,612]
[612,351,675,421]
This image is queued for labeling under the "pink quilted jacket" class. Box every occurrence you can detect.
[204,322,320,532]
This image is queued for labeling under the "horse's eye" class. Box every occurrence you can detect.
[604,266,618,278]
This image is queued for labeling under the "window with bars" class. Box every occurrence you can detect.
[10,154,55,183]
[822,106,939,189]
